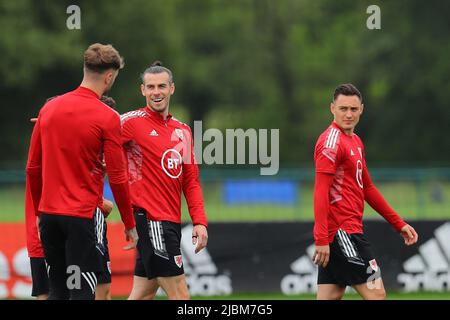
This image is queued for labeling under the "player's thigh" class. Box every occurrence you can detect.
[137,218,185,279]
[157,274,190,300]
[66,214,102,272]
[38,214,66,267]
[95,283,111,300]
[353,277,386,300]
[128,275,159,300]
[317,284,346,300]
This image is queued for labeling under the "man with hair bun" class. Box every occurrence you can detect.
[122,61,208,300]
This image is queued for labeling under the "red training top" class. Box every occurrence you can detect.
[24,178,44,258]
[313,121,405,245]
[121,107,207,227]
[26,86,135,229]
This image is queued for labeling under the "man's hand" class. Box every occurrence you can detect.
[102,199,114,217]
[312,244,330,268]
[30,118,38,123]
[400,224,418,246]
[192,224,208,254]
[124,227,139,250]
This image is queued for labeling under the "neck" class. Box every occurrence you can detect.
[80,78,104,98]
[147,105,169,120]
[333,121,353,136]
[343,128,353,136]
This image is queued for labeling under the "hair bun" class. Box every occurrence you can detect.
[151,60,162,67]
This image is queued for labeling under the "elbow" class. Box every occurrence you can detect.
[26,165,41,176]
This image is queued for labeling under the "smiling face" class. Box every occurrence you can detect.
[330,94,364,135]
[141,71,175,116]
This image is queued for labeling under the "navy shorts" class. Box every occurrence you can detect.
[133,208,184,279]
[318,229,381,287]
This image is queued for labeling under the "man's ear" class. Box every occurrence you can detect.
[104,71,114,85]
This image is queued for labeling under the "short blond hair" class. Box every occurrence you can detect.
[84,43,124,73]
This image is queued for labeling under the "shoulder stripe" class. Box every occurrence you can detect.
[325,128,336,148]
[330,129,340,149]
[120,110,147,124]
[325,128,339,149]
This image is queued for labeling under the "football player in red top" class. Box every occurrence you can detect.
[123,62,208,300]
[26,44,138,300]
[313,83,418,300]
[26,95,116,300]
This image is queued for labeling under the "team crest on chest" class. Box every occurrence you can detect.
[174,128,184,140]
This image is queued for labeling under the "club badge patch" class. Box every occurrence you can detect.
[174,255,183,268]
[369,259,378,272]
[175,128,184,140]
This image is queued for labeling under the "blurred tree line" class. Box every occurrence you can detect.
[1,0,449,169]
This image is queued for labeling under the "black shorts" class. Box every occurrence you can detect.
[134,209,184,279]
[30,257,49,297]
[39,212,103,275]
[318,229,381,287]
[94,208,111,284]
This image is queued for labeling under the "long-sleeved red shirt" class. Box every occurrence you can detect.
[24,178,44,258]
[25,86,135,229]
[313,122,405,245]
[121,107,207,227]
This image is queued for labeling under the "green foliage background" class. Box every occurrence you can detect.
[1,0,449,168]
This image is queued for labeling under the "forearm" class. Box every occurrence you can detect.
[364,185,405,231]
[363,167,406,231]
[109,182,135,229]
[26,167,42,216]
[314,172,334,245]
[185,189,208,227]
[183,165,208,227]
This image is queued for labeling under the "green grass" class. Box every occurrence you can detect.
[2,181,450,222]
[0,184,26,221]
[134,291,450,300]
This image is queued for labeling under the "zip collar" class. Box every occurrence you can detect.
[331,121,354,137]
[144,107,172,125]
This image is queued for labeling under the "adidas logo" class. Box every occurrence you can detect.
[281,244,356,295]
[150,129,159,136]
[281,244,318,294]
[156,225,232,297]
[398,222,450,292]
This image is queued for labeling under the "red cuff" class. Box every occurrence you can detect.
[315,238,329,246]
